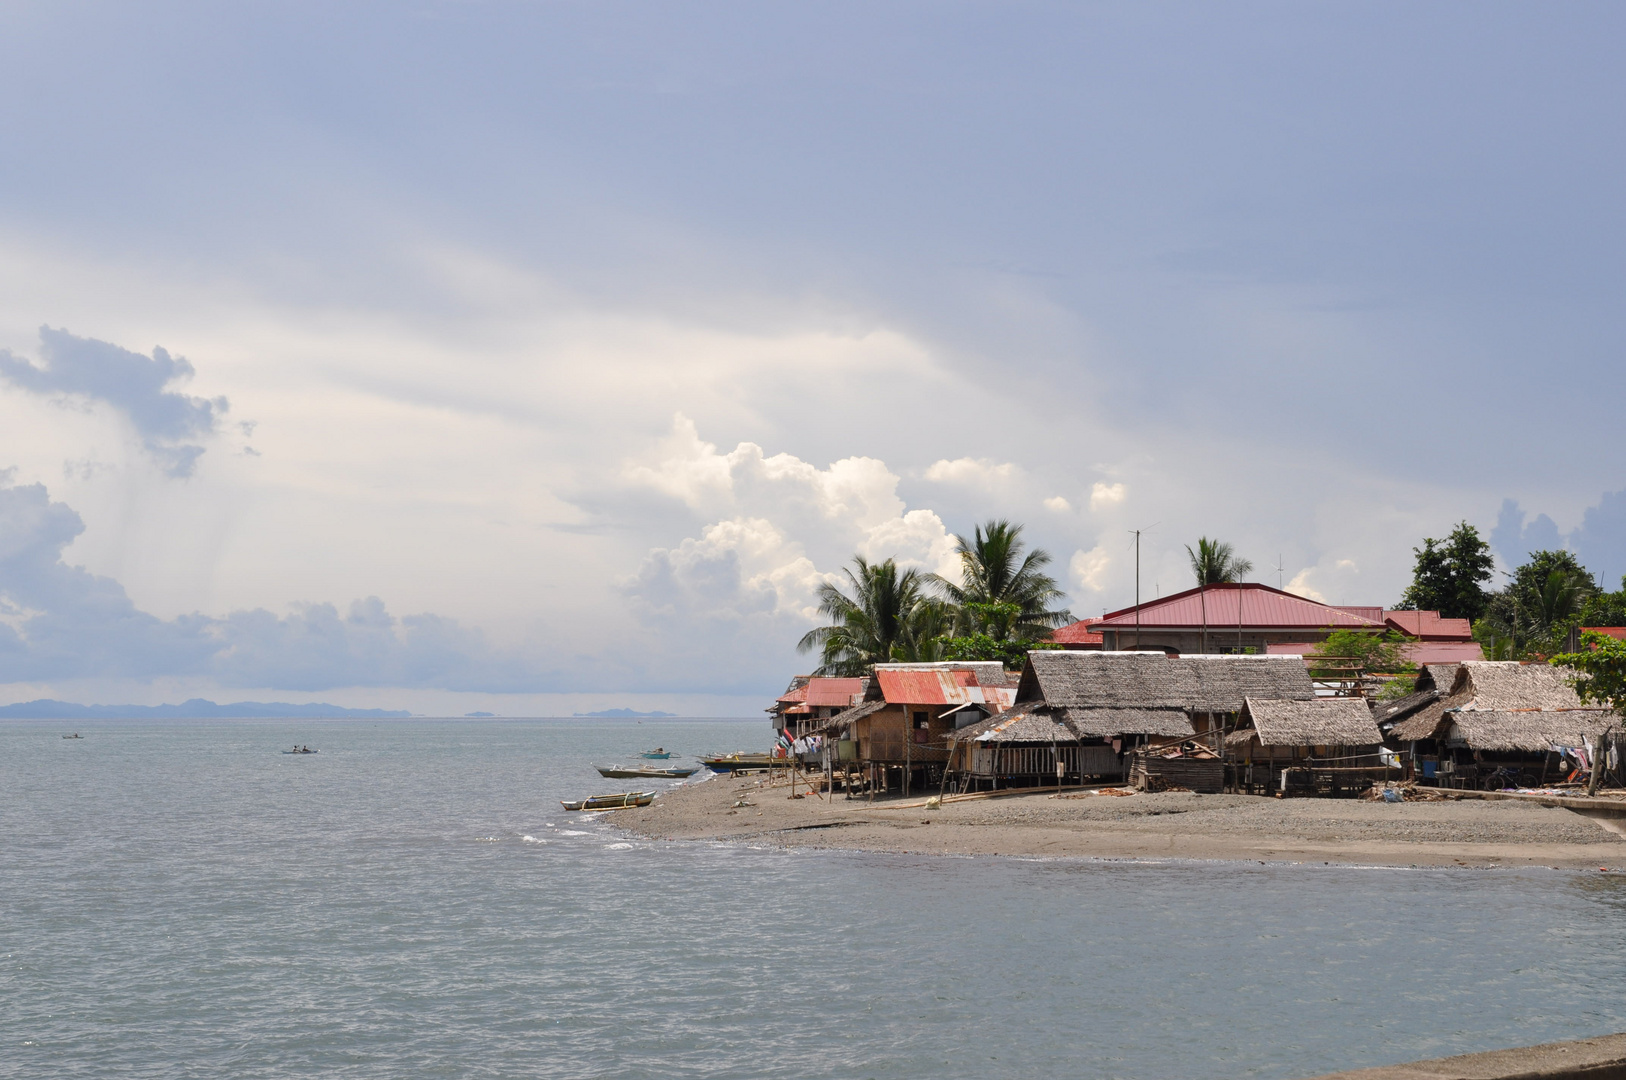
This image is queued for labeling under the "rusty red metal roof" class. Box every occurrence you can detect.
[873,668,1016,707]
[1383,610,1475,642]
[1583,627,1626,640]
[804,677,866,707]
[1097,583,1386,631]
[1051,618,1103,645]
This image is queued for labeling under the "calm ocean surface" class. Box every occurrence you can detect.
[4,718,1626,1080]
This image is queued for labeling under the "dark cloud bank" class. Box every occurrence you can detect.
[0,327,227,476]
[0,477,545,692]
[1493,492,1626,587]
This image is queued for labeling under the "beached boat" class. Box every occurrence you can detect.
[596,764,700,779]
[639,748,674,759]
[560,791,655,811]
[699,753,780,773]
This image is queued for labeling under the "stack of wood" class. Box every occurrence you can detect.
[1130,742,1223,794]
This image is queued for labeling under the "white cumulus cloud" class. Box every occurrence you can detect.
[1043,495,1072,513]
[923,457,1017,487]
[1089,482,1127,511]
[1070,544,1112,593]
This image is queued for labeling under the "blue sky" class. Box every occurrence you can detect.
[0,2,1622,713]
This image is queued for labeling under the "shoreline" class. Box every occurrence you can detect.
[609,774,1626,870]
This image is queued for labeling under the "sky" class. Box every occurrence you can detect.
[1,1,1623,715]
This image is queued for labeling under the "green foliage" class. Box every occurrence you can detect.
[930,520,1071,640]
[1477,549,1599,658]
[797,556,937,676]
[1185,537,1252,586]
[936,633,1061,669]
[1579,575,1626,629]
[1396,522,1494,621]
[1551,632,1626,720]
[1308,629,1416,675]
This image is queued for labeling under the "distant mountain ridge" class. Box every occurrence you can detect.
[0,698,412,719]
[573,708,678,718]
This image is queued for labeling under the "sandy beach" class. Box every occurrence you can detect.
[610,775,1626,869]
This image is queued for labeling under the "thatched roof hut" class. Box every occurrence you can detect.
[1017,651,1315,712]
[950,703,1073,744]
[1389,661,1611,746]
[1371,688,1439,730]
[1443,710,1617,753]
[1235,697,1382,749]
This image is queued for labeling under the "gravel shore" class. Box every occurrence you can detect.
[608,774,1626,868]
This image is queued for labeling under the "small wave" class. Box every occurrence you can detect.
[475,836,501,843]
[605,842,634,850]
[522,835,547,844]
[558,830,590,836]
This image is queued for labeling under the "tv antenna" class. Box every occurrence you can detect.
[1274,554,1286,590]
[1128,523,1159,650]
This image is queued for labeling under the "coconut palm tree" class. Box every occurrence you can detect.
[797,557,936,676]
[931,520,1071,640]
[1185,537,1253,586]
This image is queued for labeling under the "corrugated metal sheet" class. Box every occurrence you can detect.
[1383,610,1474,641]
[874,668,1015,707]
[1097,583,1386,631]
[803,677,866,707]
[1051,619,1104,645]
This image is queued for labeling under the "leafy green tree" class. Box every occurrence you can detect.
[797,557,935,676]
[930,520,1070,640]
[936,633,1061,670]
[1476,550,1598,658]
[1309,628,1416,675]
[1552,632,1626,721]
[1579,576,1626,628]
[1396,522,1494,621]
[1185,537,1253,585]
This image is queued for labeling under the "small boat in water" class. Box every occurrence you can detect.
[282,746,318,754]
[560,791,655,811]
[62,733,83,739]
[639,748,674,759]
[699,753,780,773]
[595,764,699,779]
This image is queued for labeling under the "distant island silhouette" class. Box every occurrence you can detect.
[572,708,678,718]
[0,699,412,719]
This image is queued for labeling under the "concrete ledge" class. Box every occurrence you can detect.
[1303,1033,1626,1080]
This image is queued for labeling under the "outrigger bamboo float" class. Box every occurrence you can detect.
[560,791,655,812]
[595,764,699,779]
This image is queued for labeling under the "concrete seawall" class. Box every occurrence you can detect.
[1304,1033,1626,1080]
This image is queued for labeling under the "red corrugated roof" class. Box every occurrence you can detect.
[1051,618,1103,645]
[1097,583,1386,631]
[873,668,1015,706]
[1383,610,1474,642]
[1583,627,1626,640]
[804,677,866,707]
[1333,606,1386,622]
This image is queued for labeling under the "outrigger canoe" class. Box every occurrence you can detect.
[561,791,655,812]
[699,753,780,773]
[596,764,700,779]
[639,748,674,759]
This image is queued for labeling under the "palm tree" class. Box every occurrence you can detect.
[1185,537,1253,586]
[797,557,935,676]
[931,520,1071,640]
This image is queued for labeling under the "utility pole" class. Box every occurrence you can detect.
[1129,524,1157,652]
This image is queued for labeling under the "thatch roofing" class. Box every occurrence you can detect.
[952,704,1072,744]
[1019,651,1315,712]
[1388,661,1609,746]
[1062,707,1195,738]
[1371,689,1439,729]
[1240,697,1383,748]
[948,702,1194,742]
[1445,710,1618,753]
[1415,663,1462,694]
[1451,662,1589,710]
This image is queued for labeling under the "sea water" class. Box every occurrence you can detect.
[3,718,1625,1080]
